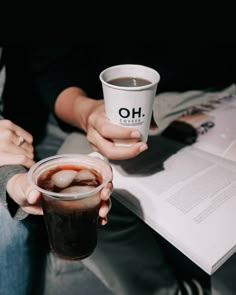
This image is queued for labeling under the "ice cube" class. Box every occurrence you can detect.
[51,170,77,188]
[60,185,95,194]
[60,186,101,209]
[75,169,96,182]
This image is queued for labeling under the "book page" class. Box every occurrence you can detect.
[57,86,236,274]
[111,136,236,274]
[176,94,236,162]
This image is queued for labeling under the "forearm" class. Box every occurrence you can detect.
[54,86,101,132]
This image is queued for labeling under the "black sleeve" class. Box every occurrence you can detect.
[30,44,91,113]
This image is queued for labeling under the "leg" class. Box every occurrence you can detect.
[83,197,179,295]
[58,132,180,294]
[0,206,47,295]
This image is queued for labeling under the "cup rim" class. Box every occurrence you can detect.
[99,64,160,91]
[27,154,112,200]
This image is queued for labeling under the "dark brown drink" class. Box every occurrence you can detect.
[107,76,152,87]
[38,164,102,260]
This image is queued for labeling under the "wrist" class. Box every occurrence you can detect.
[6,173,25,200]
[54,87,96,131]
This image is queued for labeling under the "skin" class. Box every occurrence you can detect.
[1,119,112,224]
[0,119,35,168]
[54,87,151,160]
[1,84,158,223]
[7,173,113,225]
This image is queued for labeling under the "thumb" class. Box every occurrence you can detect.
[27,189,42,205]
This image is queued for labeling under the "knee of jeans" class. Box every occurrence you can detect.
[0,209,43,251]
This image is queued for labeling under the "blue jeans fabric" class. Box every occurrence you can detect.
[0,209,48,295]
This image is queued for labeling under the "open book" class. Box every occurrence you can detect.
[58,85,236,275]
[110,91,236,275]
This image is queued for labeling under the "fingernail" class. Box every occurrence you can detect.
[28,190,36,204]
[139,143,148,153]
[101,188,110,199]
[101,207,109,217]
[101,218,108,226]
[131,130,141,138]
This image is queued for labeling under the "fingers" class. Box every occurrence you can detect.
[98,199,112,226]
[11,122,33,144]
[98,181,113,225]
[86,108,149,159]
[89,115,142,141]
[0,119,33,145]
[6,173,43,215]
[87,125,147,158]
[21,188,43,215]
[100,181,113,200]
[99,198,111,216]
[0,152,35,168]
[21,204,43,215]
[16,135,25,147]
[89,134,148,160]
[0,120,34,167]
[14,134,34,153]
[98,216,108,226]
[23,189,43,215]
[8,142,34,158]
[1,141,34,157]
[86,104,142,142]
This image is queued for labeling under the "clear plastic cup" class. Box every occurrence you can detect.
[28,153,112,260]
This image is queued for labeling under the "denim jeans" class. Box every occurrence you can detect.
[0,208,48,295]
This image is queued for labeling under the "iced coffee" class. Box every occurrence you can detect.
[28,154,112,260]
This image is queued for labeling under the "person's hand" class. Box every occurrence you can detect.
[6,173,113,222]
[6,173,43,215]
[98,181,113,225]
[77,99,149,160]
[0,119,35,168]
[54,88,149,160]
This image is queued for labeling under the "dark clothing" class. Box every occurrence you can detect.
[31,42,236,98]
[1,41,236,219]
[1,42,236,144]
[0,41,235,295]
[1,45,49,144]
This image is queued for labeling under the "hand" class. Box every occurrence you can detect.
[6,173,113,221]
[0,119,35,168]
[6,173,43,215]
[98,181,113,225]
[83,100,148,160]
[54,88,149,160]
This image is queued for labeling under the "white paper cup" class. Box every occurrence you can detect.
[99,64,160,146]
